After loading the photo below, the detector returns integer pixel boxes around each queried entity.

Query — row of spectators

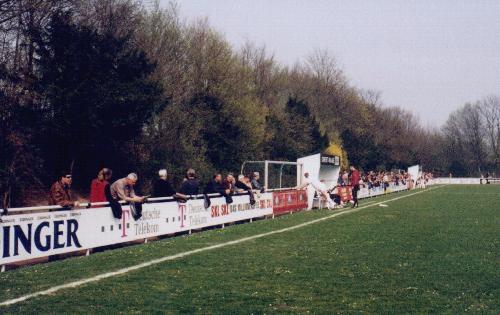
[336,170,433,190]
[301,167,434,211]
[46,166,432,220]
[48,168,266,220]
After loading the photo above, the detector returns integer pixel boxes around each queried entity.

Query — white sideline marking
[427,192,500,195]
[0,186,443,307]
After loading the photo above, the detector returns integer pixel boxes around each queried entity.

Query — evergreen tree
[267,97,328,160]
[35,12,166,186]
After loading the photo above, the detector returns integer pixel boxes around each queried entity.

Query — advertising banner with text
[272,190,308,214]
[0,193,273,265]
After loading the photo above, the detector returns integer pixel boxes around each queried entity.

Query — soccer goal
[240,160,302,190]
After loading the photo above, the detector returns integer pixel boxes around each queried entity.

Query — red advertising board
[337,186,353,202]
[272,190,308,215]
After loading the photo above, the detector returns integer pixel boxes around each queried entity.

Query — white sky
[158,0,500,127]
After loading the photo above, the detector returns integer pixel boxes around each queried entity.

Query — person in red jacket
[90,168,113,204]
[349,166,361,208]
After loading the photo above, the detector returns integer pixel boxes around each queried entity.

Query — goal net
[240,160,300,190]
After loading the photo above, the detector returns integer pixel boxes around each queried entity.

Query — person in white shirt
[297,172,336,210]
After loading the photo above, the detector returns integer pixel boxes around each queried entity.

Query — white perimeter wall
[431,178,481,184]
[0,194,273,265]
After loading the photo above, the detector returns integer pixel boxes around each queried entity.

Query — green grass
[0,185,499,314]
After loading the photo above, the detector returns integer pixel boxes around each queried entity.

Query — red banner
[272,190,308,215]
[337,186,353,202]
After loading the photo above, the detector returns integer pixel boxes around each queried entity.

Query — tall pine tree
[35,12,166,186]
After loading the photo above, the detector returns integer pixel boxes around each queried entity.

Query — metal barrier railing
[0,191,267,215]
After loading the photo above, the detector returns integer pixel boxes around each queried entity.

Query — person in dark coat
[203,173,233,206]
[204,173,225,195]
[180,168,200,196]
[153,169,188,202]
[49,172,79,209]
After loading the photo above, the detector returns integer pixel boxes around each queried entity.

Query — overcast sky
[159,0,500,127]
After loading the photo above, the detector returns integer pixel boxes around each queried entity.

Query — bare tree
[478,95,500,173]
[306,48,344,87]
[358,89,382,107]
[443,103,487,175]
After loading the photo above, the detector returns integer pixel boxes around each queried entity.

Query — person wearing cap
[109,173,145,220]
[90,168,113,204]
[180,168,200,196]
[49,172,79,209]
[153,169,188,201]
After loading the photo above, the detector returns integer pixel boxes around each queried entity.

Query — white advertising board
[430,178,481,185]
[0,193,273,265]
[358,182,408,199]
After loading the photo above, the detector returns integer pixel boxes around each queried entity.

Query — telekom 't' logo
[121,209,130,237]
[178,204,186,228]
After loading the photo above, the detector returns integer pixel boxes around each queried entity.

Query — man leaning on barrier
[236,174,256,206]
[49,171,79,210]
[203,173,229,208]
[180,168,200,196]
[108,173,146,220]
[251,172,265,193]
[153,169,188,202]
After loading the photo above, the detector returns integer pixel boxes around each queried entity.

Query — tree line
[1,0,498,207]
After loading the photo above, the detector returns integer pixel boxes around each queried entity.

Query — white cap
[127,173,138,181]
[158,169,167,177]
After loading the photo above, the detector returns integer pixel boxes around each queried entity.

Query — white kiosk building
[297,153,342,209]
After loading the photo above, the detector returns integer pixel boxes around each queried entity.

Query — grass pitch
[0,185,499,314]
